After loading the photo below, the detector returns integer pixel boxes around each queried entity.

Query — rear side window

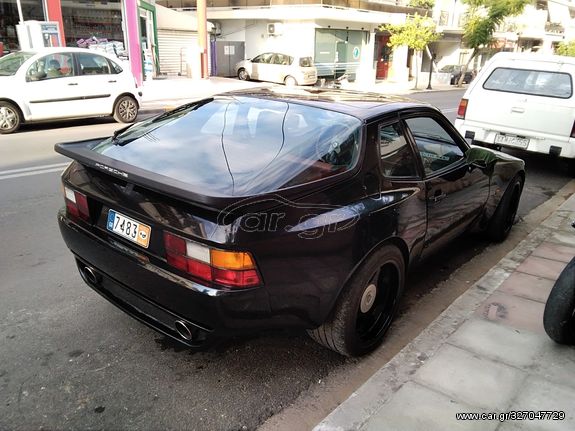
[77,53,112,75]
[300,57,313,67]
[483,67,573,99]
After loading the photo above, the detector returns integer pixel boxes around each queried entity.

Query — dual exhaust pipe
[78,263,201,343]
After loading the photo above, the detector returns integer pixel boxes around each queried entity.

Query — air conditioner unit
[267,22,283,36]
[213,21,222,36]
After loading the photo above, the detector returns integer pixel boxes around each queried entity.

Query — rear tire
[308,245,405,357]
[543,257,575,345]
[113,95,138,123]
[0,101,22,134]
[487,174,523,242]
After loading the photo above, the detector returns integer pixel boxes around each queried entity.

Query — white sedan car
[235,53,317,86]
[0,47,142,134]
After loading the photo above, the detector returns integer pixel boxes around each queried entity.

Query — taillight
[64,185,90,221]
[457,98,468,119]
[571,120,575,138]
[163,231,261,289]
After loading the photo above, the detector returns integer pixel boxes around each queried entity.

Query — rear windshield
[300,57,313,67]
[483,67,573,99]
[93,97,362,196]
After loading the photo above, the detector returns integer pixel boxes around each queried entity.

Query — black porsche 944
[56,88,525,356]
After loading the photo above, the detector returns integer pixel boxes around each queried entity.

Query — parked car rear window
[483,67,573,99]
[92,97,362,196]
[300,57,313,67]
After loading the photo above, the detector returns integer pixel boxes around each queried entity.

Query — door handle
[108,80,117,83]
[68,82,78,86]
[511,107,525,113]
[430,189,446,203]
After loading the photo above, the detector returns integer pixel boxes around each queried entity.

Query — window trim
[376,119,422,180]
[482,66,573,99]
[400,110,469,179]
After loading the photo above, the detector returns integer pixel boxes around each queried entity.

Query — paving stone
[528,343,575,390]
[474,291,546,334]
[448,319,547,368]
[515,256,568,281]
[362,381,498,431]
[497,272,554,303]
[549,231,575,248]
[505,377,575,431]
[531,242,575,264]
[414,344,525,411]
[558,194,575,211]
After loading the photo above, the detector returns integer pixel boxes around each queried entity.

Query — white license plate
[494,134,529,148]
[107,209,151,248]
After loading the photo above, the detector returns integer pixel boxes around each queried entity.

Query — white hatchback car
[455,52,575,173]
[235,53,317,86]
[0,47,142,134]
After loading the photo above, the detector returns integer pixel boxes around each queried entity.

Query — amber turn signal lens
[210,250,256,270]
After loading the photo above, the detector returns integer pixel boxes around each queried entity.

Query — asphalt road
[0,91,572,431]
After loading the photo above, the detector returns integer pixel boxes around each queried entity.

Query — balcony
[158,0,425,14]
[545,22,565,34]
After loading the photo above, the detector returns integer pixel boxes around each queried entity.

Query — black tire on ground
[0,101,22,134]
[284,75,297,86]
[487,174,524,242]
[543,257,575,345]
[567,159,575,177]
[238,68,249,81]
[307,245,405,357]
[113,95,138,123]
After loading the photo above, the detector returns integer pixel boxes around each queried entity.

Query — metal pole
[16,0,24,23]
[197,0,208,79]
[426,59,432,90]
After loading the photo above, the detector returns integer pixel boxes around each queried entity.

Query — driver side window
[404,116,464,176]
[27,53,75,81]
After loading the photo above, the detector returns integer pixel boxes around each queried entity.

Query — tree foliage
[381,14,440,88]
[408,0,435,10]
[382,13,441,52]
[457,0,528,85]
[556,40,575,57]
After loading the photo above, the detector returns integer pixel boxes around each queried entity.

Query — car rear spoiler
[55,138,246,212]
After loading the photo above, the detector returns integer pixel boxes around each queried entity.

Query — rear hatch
[464,59,574,143]
[56,94,362,284]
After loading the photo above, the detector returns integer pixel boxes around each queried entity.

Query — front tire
[543,257,575,345]
[238,68,250,81]
[284,75,297,86]
[308,245,405,357]
[113,95,138,123]
[487,174,523,242]
[0,101,22,134]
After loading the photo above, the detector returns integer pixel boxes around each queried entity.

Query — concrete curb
[314,183,575,431]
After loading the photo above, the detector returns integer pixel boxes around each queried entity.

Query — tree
[458,0,528,86]
[381,14,441,89]
[556,40,575,57]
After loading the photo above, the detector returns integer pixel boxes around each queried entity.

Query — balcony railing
[158,0,420,14]
[545,22,565,34]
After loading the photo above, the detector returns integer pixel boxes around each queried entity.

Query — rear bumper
[58,211,311,345]
[455,120,575,159]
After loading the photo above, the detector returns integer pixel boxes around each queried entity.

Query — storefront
[0,0,45,53]
[60,0,125,48]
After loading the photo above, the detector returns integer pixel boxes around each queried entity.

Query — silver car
[236,53,317,86]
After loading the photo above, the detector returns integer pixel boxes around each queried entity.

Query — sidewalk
[138,76,462,113]
[315,191,575,431]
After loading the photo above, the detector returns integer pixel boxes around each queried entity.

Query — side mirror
[470,159,487,170]
[27,71,46,82]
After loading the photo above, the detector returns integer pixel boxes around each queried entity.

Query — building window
[0,0,44,52]
[61,0,124,48]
